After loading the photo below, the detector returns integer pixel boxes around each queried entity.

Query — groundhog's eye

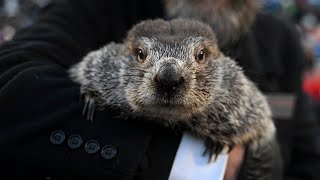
[137,49,146,62]
[196,49,205,62]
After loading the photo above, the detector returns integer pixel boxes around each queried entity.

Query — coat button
[50,130,65,145]
[101,145,117,160]
[67,134,83,149]
[85,140,100,154]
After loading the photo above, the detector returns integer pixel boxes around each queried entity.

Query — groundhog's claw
[203,138,233,163]
[82,94,96,122]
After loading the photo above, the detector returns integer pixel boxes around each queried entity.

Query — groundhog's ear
[124,40,133,52]
[123,33,136,53]
[123,25,136,51]
[204,40,222,59]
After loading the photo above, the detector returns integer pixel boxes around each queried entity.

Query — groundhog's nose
[154,63,185,91]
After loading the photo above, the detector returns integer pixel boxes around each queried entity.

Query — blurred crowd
[263,0,320,102]
[0,0,51,43]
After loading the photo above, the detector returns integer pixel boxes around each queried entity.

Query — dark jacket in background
[0,0,318,179]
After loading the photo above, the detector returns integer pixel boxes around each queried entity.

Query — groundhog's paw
[203,138,233,163]
[81,94,96,122]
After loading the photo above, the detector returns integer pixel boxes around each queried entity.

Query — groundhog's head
[121,18,234,121]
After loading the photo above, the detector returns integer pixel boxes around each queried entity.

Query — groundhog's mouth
[142,100,197,113]
[153,103,186,109]
[139,104,194,120]
[132,89,207,118]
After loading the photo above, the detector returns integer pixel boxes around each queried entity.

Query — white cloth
[168,132,229,180]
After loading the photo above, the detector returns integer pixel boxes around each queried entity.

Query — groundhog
[69,18,276,164]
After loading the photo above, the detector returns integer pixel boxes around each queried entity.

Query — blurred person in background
[0,0,318,179]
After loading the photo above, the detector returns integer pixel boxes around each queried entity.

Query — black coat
[0,0,318,179]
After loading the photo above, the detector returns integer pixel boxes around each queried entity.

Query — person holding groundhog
[0,0,318,179]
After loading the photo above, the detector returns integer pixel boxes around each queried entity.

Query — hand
[223,145,245,180]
